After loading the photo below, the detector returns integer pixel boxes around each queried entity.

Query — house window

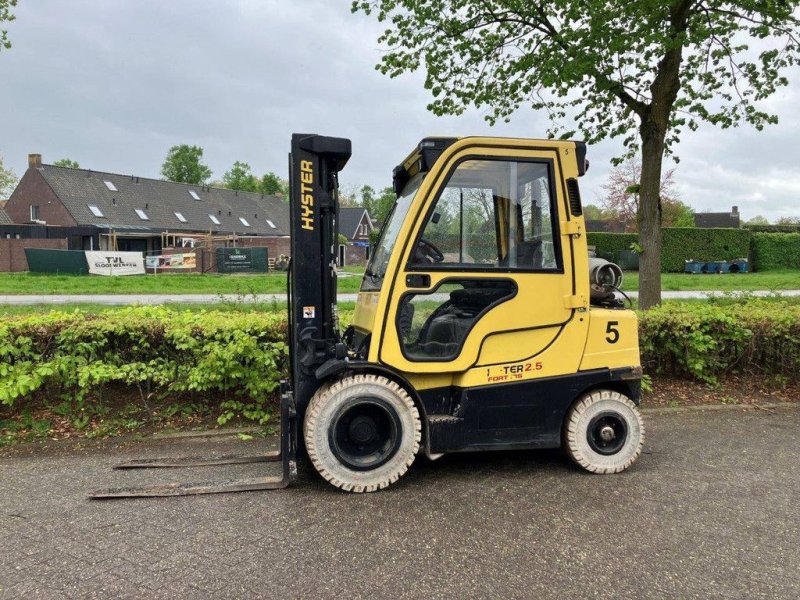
[189,190,201,200]
[104,180,118,192]
[266,219,276,229]
[209,214,221,225]
[135,208,150,221]
[88,205,105,218]
[239,217,251,227]
[30,205,40,220]
[175,211,187,223]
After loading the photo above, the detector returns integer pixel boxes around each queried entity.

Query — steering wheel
[414,238,445,264]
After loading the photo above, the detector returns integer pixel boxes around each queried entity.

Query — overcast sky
[1,0,798,221]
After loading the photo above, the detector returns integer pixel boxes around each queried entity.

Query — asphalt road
[1,290,800,305]
[1,407,799,599]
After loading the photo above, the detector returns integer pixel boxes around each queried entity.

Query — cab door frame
[374,140,587,377]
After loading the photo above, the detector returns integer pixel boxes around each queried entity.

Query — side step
[89,385,297,499]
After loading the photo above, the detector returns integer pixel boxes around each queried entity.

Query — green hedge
[2,302,798,416]
[639,299,800,383]
[750,233,800,271]
[661,228,750,272]
[744,224,800,234]
[0,308,289,419]
[588,228,751,272]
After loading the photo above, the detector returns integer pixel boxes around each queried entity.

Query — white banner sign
[85,251,145,276]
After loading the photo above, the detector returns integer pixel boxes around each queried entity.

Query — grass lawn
[620,269,800,292]
[0,271,365,295]
[0,268,797,297]
[0,302,358,317]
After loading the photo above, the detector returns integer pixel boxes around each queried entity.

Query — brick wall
[0,239,68,272]
[4,169,78,227]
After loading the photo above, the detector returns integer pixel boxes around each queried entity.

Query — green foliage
[0,0,16,51]
[359,185,396,225]
[751,233,800,271]
[639,300,800,384]
[0,308,288,424]
[353,1,799,156]
[589,229,751,272]
[259,172,288,197]
[744,223,800,234]
[661,228,751,273]
[161,145,212,185]
[587,233,638,260]
[0,155,17,198]
[223,161,258,192]
[53,158,80,169]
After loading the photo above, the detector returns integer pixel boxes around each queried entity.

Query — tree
[776,216,800,226]
[600,157,693,231]
[259,172,289,197]
[0,0,16,52]
[53,158,80,169]
[582,204,607,221]
[354,1,800,308]
[222,161,258,192]
[0,155,17,198]
[357,185,396,224]
[161,145,212,185]
[746,215,770,226]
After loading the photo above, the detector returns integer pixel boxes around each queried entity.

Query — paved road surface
[1,407,798,598]
[2,289,800,305]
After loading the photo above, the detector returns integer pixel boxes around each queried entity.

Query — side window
[398,279,515,360]
[410,159,560,271]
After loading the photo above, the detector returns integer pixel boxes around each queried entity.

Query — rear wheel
[564,389,644,474]
[304,374,421,492]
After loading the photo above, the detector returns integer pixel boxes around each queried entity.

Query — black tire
[564,389,644,474]
[304,374,422,492]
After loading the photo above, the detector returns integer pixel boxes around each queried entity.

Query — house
[337,207,374,266]
[4,154,290,258]
[694,206,740,228]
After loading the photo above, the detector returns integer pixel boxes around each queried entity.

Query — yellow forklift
[92,134,643,497]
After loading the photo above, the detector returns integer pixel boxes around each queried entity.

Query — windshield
[361,173,424,292]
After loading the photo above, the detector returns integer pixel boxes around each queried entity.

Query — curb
[641,401,799,415]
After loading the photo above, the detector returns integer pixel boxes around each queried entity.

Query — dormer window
[266,219,276,229]
[189,190,200,200]
[174,211,187,223]
[239,217,251,227]
[209,214,221,225]
[104,180,118,192]
[135,208,149,221]
[88,205,104,217]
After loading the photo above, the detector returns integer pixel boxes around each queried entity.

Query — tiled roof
[694,213,740,228]
[39,165,289,236]
[339,207,371,240]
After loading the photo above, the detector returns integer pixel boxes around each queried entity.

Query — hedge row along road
[2,300,798,415]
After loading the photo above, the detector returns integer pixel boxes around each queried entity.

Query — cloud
[0,0,798,222]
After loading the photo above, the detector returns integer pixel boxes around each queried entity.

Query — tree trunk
[637,119,667,310]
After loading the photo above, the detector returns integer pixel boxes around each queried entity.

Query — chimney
[731,206,739,216]
[28,154,42,169]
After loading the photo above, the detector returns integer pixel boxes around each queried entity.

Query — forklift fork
[89,385,297,499]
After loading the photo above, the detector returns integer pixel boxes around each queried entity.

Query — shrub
[750,232,800,271]
[639,299,800,383]
[661,227,751,272]
[0,307,289,423]
[588,228,751,272]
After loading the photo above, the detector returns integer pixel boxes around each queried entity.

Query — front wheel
[304,374,422,493]
[564,389,644,474]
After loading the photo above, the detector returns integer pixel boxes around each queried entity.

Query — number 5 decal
[606,321,620,344]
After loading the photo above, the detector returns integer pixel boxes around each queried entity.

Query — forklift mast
[287,134,352,417]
